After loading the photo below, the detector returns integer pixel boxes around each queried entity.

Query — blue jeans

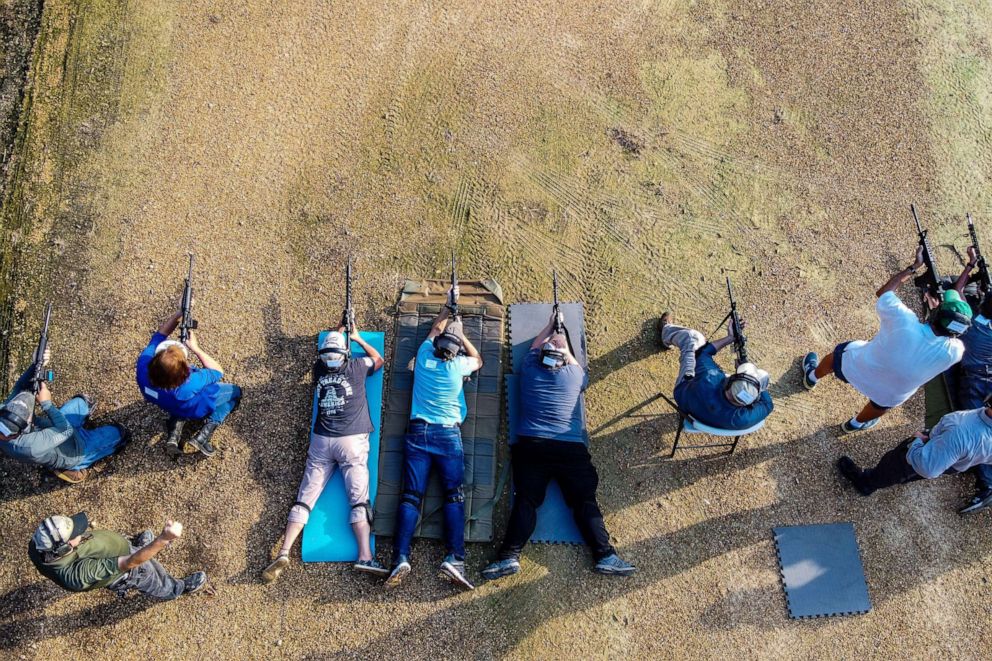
[393,421,465,561]
[61,397,126,470]
[208,384,242,424]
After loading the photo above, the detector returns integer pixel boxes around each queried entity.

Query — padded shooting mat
[923,373,955,430]
[773,523,872,619]
[373,279,504,543]
[507,302,587,545]
[301,331,384,563]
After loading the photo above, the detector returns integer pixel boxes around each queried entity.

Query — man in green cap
[801,247,971,433]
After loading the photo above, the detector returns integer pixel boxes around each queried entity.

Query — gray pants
[109,544,184,600]
[662,323,707,386]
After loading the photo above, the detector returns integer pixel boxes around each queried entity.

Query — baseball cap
[937,290,973,335]
[154,339,189,357]
[32,512,89,552]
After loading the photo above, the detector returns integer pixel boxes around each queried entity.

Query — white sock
[806,370,818,383]
[847,417,864,429]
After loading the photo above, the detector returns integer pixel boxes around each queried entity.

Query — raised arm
[184,332,223,374]
[877,247,925,298]
[346,325,385,371]
[460,331,483,372]
[157,311,183,337]
[953,246,978,296]
[118,521,183,571]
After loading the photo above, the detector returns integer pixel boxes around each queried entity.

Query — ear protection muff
[933,309,972,337]
[540,345,567,369]
[44,517,72,560]
[433,332,463,360]
[725,372,762,406]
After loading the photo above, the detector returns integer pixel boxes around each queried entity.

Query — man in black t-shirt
[262,323,386,583]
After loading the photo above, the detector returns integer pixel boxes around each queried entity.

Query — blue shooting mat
[773,523,872,619]
[507,302,588,545]
[301,331,384,563]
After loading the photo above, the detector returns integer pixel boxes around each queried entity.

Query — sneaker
[481,557,521,581]
[841,418,879,434]
[385,557,411,588]
[353,559,390,577]
[439,554,475,590]
[187,421,219,457]
[132,529,155,548]
[837,456,874,496]
[261,555,290,583]
[182,571,208,595]
[165,417,185,457]
[593,554,636,576]
[959,489,992,515]
[72,393,96,417]
[53,468,88,484]
[657,312,672,351]
[802,352,819,390]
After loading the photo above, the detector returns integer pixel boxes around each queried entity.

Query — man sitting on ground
[136,308,241,457]
[656,312,773,430]
[28,512,207,600]
[262,317,388,582]
[836,397,992,498]
[482,310,635,581]
[0,348,127,483]
[802,247,970,433]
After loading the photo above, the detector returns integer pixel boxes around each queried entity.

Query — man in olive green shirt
[28,512,207,599]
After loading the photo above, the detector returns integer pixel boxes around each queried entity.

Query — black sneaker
[657,312,672,351]
[182,571,208,595]
[959,489,992,515]
[165,417,185,457]
[187,422,219,457]
[439,554,474,590]
[837,456,874,496]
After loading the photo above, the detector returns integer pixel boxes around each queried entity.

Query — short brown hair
[148,346,191,389]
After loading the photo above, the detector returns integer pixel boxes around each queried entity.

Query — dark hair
[148,346,191,389]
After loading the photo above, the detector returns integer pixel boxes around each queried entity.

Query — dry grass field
[2,1,992,658]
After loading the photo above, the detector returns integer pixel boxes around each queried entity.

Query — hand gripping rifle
[178,254,198,343]
[911,204,943,299]
[718,277,749,367]
[967,213,991,295]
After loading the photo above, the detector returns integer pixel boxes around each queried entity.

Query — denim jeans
[392,421,465,561]
[109,544,185,600]
[60,397,126,470]
[208,384,242,424]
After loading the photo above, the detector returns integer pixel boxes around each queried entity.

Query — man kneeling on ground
[656,313,773,430]
[1,348,127,484]
[802,247,970,434]
[482,310,635,581]
[836,396,992,499]
[28,512,207,600]
[262,319,388,582]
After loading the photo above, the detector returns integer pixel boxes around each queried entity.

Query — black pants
[498,438,615,561]
[860,438,926,493]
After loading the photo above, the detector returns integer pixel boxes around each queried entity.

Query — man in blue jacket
[657,313,773,430]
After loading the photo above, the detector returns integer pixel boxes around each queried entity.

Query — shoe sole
[841,422,877,435]
[165,442,184,457]
[262,558,289,583]
[960,497,992,515]
[53,471,86,484]
[802,373,816,390]
[186,439,216,457]
[439,563,475,590]
[593,567,636,576]
[353,564,390,577]
[385,565,410,588]
[185,581,207,595]
[481,567,520,581]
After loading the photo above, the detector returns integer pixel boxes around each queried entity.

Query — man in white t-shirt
[801,247,972,433]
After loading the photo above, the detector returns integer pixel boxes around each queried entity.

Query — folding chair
[659,393,765,457]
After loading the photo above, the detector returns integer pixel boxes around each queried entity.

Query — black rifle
[552,269,564,334]
[911,204,943,298]
[344,256,354,356]
[721,277,749,366]
[179,254,198,343]
[31,303,53,395]
[967,213,991,295]
[448,251,459,318]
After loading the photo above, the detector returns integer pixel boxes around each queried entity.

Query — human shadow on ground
[586,317,659,389]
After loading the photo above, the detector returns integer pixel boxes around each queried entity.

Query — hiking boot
[837,456,874,496]
[262,554,290,583]
[182,571,208,595]
[165,417,185,457]
[187,421,219,457]
[481,557,521,581]
[657,312,672,351]
[802,353,819,390]
[53,468,88,484]
[841,418,879,434]
[594,554,636,576]
[132,529,155,548]
[353,559,390,577]
[439,554,475,590]
[959,489,992,515]
[385,556,411,589]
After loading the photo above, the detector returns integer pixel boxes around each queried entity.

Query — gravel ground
[2,1,992,659]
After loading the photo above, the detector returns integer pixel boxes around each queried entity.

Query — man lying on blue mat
[262,317,387,583]
[386,285,481,591]
[482,310,635,581]
[656,312,773,430]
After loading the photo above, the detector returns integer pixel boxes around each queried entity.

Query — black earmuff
[934,309,972,337]
[44,518,72,559]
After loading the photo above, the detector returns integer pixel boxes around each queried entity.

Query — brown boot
[657,312,672,351]
[53,468,89,484]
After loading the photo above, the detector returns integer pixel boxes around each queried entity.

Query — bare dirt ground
[2,0,992,658]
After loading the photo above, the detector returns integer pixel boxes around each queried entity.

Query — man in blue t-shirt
[658,312,773,431]
[481,310,636,581]
[386,285,482,591]
[135,308,241,458]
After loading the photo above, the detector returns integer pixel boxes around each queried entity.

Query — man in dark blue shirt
[659,313,773,430]
[482,311,636,581]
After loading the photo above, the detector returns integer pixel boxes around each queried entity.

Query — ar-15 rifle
[720,277,749,366]
[967,213,991,295]
[344,256,354,357]
[448,251,459,319]
[27,303,54,429]
[552,269,564,334]
[179,254,198,343]
[912,204,943,299]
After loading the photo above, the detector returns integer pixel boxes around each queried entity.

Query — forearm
[352,335,382,362]
[157,312,182,336]
[905,437,953,479]
[194,349,223,373]
[119,536,170,571]
[876,266,916,298]
[39,401,71,434]
[530,320,555,349]
[953,264,974,295]
[461,334,482,360]
[709,336,733,353]
[430,307,451,336]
